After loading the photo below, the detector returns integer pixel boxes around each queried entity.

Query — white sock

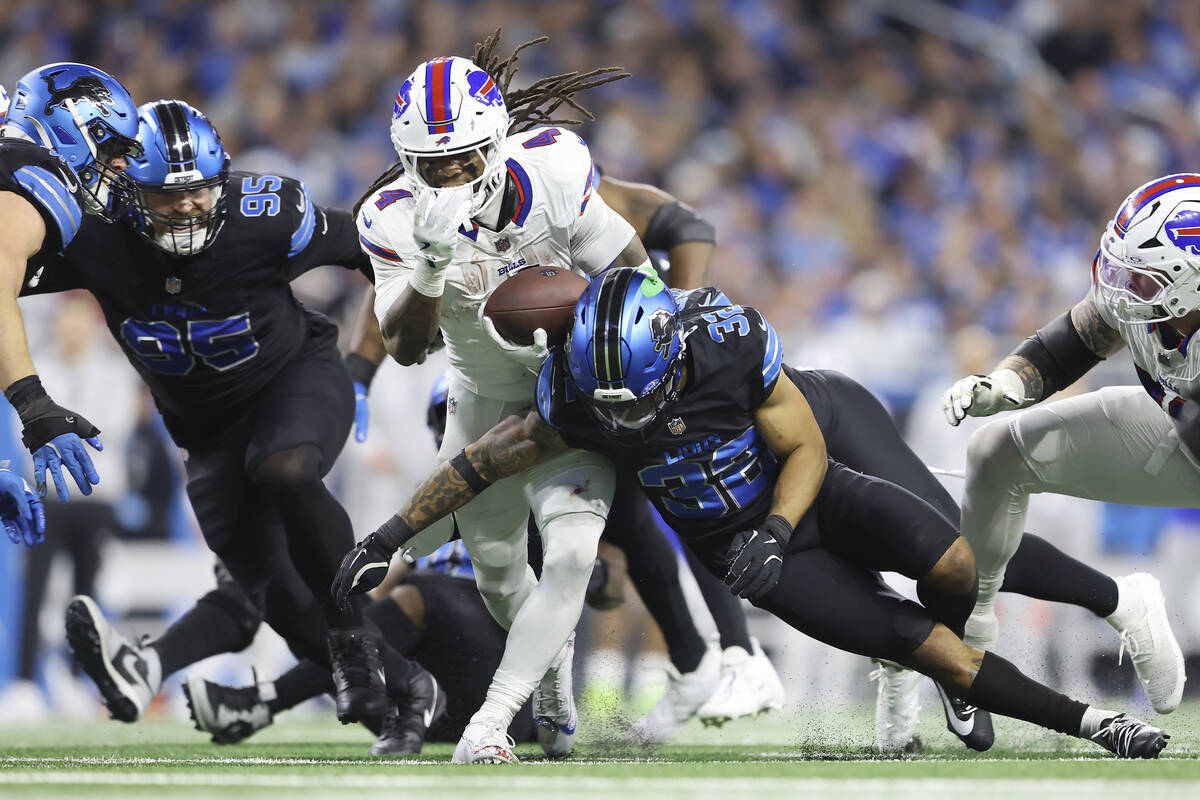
[1078,706,1118,738]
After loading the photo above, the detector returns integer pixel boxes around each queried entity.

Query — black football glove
[724,514,793,601]
[331,515,414,608]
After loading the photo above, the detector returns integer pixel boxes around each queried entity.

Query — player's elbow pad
[1010,310,1102,400]
[642,201,716,251]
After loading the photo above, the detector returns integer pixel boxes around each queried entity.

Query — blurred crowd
[5,0,1200,718]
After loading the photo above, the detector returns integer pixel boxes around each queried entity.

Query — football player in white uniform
[346,36,647,763]
[943,173,1195,715]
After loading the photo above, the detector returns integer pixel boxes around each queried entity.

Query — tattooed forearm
[996,354,1044,404]
[1070,297,1127,358]
[380,285,441,366]
[398,459,473,531]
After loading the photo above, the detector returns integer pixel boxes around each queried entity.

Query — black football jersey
[0,138,86,265]
[23,170,371,433]
[537,287,785,566]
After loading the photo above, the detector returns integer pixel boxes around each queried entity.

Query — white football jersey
[360,126,635,400]
[1090,255,1200,417]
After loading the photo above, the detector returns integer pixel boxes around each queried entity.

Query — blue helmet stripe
[593,269,633,386]
[15,165,82,246]
[287,182,315,257]
[761,314,782,387]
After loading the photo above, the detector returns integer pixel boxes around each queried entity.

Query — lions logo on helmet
[41,70,116,117]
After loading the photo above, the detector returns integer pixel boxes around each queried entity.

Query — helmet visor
[585,371,678,432]
[1097,234,1174,322]
[133,177,225,256]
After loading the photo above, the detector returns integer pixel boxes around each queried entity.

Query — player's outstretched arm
[332,409,569,605]
[942,296,1123,426]
[724,375,829,602]
[599,175,715,289]
[0,192,48,389]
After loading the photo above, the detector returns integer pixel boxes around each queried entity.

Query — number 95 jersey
[537,288,785,569]
[24,171,370,444]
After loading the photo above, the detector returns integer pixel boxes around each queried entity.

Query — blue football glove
[724,515,793,601]
[353,381,370,443]
[4,376,102,500]
[33,433,103,501]
[0,468,47,547]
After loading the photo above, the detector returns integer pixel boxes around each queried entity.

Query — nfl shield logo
[496,237,510,252]
[667,417,686,436]
[165,276,182,294]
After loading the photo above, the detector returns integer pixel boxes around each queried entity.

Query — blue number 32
[638,427,774,519]
[121,313,259,375]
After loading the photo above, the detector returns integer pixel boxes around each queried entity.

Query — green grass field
[3,702,1199,799]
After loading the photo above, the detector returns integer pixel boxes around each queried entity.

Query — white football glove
[479,306,550,374]
[942,369,1025,426]
[409,186,471,296]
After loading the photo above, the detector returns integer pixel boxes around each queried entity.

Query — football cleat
[65,595,161,722]
[327,627,389,723]
[452,719,520,764]
[370,667,446,756]
[869,660,923,752]
[698,637,785,727]
[1090,712,1169,758]
[935,682,994,751]
[1105,573,1186,713]
[628,643,721,745]
[183,674,273,744]
[532,633,578,758]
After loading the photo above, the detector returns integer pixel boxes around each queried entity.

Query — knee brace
[196,581,263,652]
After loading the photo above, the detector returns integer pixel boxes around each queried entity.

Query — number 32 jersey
[537,288,785,568]
[24,171,371,444]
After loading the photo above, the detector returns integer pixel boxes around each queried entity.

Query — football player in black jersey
[22,99,437,750]
[335,268,1170,759]
[0,63,142,512]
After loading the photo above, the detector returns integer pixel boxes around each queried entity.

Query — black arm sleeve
[1010,309,1103,400]
[283,206,374,284]
[19,253,85,296]
[641,201,716,251]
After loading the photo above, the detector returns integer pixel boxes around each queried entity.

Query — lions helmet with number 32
[4,63,143,220]
[566,268,684,435]
[1096,173,1200,323]
[389,56,510,214]
[126,100,230,256]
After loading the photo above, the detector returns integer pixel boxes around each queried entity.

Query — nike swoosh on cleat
[422,683,438,728]
[944,705,975,736]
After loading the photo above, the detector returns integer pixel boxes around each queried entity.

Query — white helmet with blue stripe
[389,56,510,214]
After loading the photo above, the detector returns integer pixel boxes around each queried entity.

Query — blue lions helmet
[126,100,231,256]
[5,63,142,220]
[426,370,452,450]
[566,268,683,434]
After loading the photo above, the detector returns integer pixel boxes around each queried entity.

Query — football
[484,265,590,346]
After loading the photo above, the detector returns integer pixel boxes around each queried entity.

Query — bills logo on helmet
[466,70,504,108]
[435,135,451,145]
[392,79,413,120]
[41,70,115,116]
[1164,206,1200,256]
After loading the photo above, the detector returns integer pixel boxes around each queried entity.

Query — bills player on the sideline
[348,33,646,763]
[335,267,1170,758]
[0,64,143,509]
[943,173,1197,714]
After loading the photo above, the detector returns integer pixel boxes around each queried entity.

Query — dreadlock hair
[353,161,404,218]
[473,28,630,133]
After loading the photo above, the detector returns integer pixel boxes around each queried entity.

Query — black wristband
[374,515,415,552]
[450,450,492,495]
[3,375,51,426]
[344,353,379,388]
[642,201,716,252]
[1010,310,1102,400]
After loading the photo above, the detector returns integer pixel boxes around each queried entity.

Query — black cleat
[1090,713,1169,759]
[328,627,388,723]
[935,682,994,751]
[183,674,273,745]
[370,667,446,756]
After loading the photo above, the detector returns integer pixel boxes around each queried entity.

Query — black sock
[1001,534,1119,618]
[916,577,977,639]
[268,661,333,714]
[964,651,1087,736]
[364,597,424,656]
[153,584,262,678]
[685,547,753,652]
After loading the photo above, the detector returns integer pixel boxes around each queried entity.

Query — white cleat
[452,719,520,764]
[1106,573,1186,714]
[628,643,721,745]
[870,659,923,753]
[65,595,162,722]
[532,633,578,758]
[698,637,785,727]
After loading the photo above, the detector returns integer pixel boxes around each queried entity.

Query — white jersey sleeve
[355,179,421,325]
